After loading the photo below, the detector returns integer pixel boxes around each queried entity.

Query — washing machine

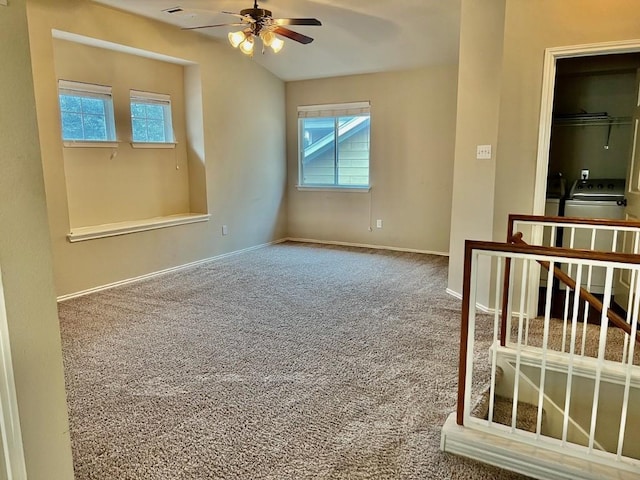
[563,178,626,293]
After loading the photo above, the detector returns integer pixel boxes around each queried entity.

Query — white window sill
[63,141,118,148]
[67,213,210,242]
[131,142,177,149]
[295,185,371,193]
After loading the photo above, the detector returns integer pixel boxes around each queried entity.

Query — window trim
[58,79,116,142]
[295,185,371,193]
[130,89,175,144]
[63,141,119,148]
[297,101,371,189]
[130,142,176,149]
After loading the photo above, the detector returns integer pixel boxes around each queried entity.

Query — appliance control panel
[569,178,626,201]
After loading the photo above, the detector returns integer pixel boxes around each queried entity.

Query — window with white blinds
[130,90,175,144]
[298,101,371,188]
[58,80,116,142]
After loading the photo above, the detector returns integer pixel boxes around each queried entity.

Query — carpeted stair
[471,366,544,433]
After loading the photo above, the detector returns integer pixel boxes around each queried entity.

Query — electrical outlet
[222,225,228,236]
[376,219,383,229]
[581,169,589,180]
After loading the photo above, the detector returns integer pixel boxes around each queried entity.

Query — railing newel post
[457,240,475,425]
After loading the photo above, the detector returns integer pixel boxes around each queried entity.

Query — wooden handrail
[465,240,640,263]
[508,213,640,230]
[509,233,640,344]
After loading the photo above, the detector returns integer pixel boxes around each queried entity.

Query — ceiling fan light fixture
[270,36,284,53]
[260,30,275,47]
[228,30,246,48]
[186,2,321,55]
[239,35,255,56]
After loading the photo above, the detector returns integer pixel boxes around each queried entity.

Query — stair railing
[457,239,640,469]
[509,232,640,344]
[501,215,640,352]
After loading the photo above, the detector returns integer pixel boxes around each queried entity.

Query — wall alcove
[52,32,209,242]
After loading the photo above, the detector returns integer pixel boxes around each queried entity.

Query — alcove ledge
[67,213,210,242]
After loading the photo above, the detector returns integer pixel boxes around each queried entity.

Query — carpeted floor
[510,315,640,364]
[58,242,531,479]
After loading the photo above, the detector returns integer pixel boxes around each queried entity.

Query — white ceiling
[91,0,461,81]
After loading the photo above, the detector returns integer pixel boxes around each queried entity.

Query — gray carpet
[58,242,531,479]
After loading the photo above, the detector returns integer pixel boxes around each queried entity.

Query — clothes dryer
[563,178,626,294]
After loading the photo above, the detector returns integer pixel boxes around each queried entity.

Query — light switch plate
[0,1,8,6]
[476,144,492,160]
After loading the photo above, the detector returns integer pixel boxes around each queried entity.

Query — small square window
[130,90,175,144]
[58,80,116,142]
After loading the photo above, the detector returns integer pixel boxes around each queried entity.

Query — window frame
[129,89,176,147]
[297,101,371,190]
[58,80,117,146]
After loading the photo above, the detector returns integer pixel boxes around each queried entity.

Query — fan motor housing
[240,8,272,20]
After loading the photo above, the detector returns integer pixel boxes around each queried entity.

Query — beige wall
[0,0,74,478]
[447,0,506,297]
[53,39,193,227]
[27,0,287,296]
[448,0,640,297]
[286,66,458,253]
[494,0,640,242]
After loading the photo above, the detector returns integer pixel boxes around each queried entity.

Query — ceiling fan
[183,1,322,55]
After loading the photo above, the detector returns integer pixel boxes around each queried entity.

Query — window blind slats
[297,101,370,118]
[130,89,171,105]
[58,79,112,97]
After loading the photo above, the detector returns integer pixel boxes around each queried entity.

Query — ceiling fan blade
[221,11,256,22]
[273,18,322,26]
[182,23,246,30]
[273,26,314,44]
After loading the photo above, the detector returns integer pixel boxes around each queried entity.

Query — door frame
[533,39,640,215]
[528,40,640,319]
[0,269,27,479]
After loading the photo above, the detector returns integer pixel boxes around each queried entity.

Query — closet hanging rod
[554,112,609,120]
[553,115,631,127]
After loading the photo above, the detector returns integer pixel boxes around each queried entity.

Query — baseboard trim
[58,238,448,302]
[446,288,462,300]
[285,238,449,257]
[446,288,491,313]
[440,413,640,480]
[57,238,288,302]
